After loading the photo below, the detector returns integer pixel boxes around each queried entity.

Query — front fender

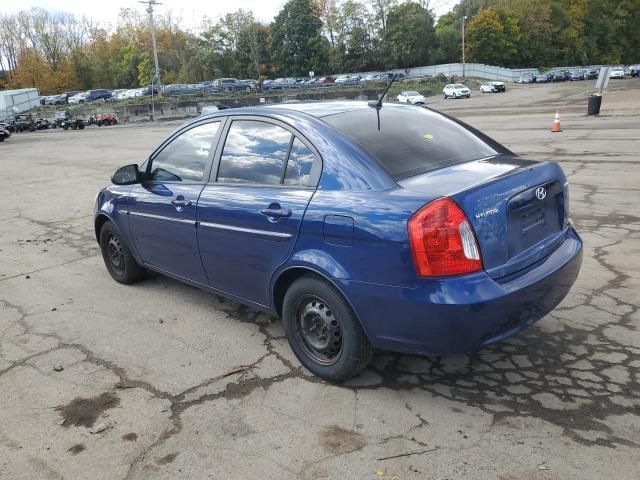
[93,187,139,262]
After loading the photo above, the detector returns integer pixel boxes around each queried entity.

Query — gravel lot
[1,79,639,479]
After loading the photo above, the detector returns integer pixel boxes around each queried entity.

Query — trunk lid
[398,155,569,280]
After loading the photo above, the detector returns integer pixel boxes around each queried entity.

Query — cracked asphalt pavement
[1,80,639,479]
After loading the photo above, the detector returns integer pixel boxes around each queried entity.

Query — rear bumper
[341,228,582,356]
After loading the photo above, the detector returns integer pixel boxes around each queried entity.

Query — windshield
[324,106,498,180]
[405,91,420,96]
[452,84,466,88]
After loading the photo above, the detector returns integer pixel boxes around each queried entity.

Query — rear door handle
[171,199,192,207]
[260,208,292,218]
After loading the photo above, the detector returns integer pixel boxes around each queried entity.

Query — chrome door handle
[260,208,292,218]
[171,199,192,207]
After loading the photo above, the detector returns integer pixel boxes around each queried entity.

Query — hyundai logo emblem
[535,187,547,200]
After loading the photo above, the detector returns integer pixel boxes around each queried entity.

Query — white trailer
[0,88,41,118]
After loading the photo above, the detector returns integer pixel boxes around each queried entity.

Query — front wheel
[99,222,146,284]
[282,275,372,381]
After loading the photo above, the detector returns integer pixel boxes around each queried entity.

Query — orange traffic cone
[551,110,562,132]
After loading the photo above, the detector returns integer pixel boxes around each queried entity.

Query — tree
[271,0,329,76]
[383,2,436,69]
[465,7,519,66]
[434,12,460,64]
[335,0,380,72]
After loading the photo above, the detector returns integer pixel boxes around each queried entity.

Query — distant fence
[358,62,612,82]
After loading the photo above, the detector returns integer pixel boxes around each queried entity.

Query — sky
[1,0,459,29]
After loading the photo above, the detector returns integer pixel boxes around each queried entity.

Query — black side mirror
[112,164,142,185]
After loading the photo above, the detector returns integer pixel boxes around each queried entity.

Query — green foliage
[271,0,329,76]
[383,2,436,69]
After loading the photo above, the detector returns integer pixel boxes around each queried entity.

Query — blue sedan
[94,101,582,380]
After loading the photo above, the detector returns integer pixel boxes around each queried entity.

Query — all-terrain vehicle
[34,118,51,130]
[12,114,36,132]
[96,113,118,126]
[0,122,11,142]
[53,111,85,130]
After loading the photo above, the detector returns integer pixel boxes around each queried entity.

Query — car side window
[150,122,220,182]
[217,120,292,185]
[284,137,315,186]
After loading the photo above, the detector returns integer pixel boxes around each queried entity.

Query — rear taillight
[408,197,483,277]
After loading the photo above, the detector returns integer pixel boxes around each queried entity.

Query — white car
[68,92,89,104]
[610,68,625,79]
[397,91,426,104]
[480,83,495,93]
[443,83,471,99]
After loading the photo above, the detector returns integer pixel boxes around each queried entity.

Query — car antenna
[368,74,397,130]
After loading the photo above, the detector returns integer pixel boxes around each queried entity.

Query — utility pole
[462,15,467,78]
[139,0,162,98]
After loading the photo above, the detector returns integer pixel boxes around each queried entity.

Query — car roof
[266,101,373,118]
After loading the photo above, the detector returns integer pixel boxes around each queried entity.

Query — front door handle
[260,208,292,218]
[171,198,192,207]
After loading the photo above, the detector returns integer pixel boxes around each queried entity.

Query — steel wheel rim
[295,294,343,366]
[107,234,125,274]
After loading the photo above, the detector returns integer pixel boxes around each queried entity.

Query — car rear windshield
[323,106,498,180]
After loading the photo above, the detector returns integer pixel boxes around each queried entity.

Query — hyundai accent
[94,101,582,380]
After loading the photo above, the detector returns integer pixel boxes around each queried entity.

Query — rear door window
[217,120,292,185]
[323,107,497,180]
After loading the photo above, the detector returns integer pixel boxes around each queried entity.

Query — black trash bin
[588,94,602,116]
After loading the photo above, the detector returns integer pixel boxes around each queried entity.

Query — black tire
[282,275,372,381]
[99,222,146,284]
[63,124,69,130]
[443,94,447,99]
[79,123,85,130]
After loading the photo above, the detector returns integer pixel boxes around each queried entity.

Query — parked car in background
[610,68,625,79]
[384,72,405,80]
[164,84,198,96]
[630,66,640,77]
[86,89,113,102]
[535,73,549,83]
[443,83,471,99]
[584,69,599,80]
[139,85,159,96]
[68,92,90,104]
[490,81,506,92]
[44,94,68,105]
[517,74,534,83]
[397,91,426,104]
[318,76,335,84]
[240,79,258,91]
[213,78,252,92]
[569,70,585,81]
[96,101,582,381]
[270,78,300,90]
[335,75,361,86]
[480,83,495,93]
[261,80,272,92]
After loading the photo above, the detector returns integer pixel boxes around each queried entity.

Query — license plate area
[507,182,563,257]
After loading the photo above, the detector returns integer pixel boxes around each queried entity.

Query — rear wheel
[99,221,146,284]
[282,275,372,381]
